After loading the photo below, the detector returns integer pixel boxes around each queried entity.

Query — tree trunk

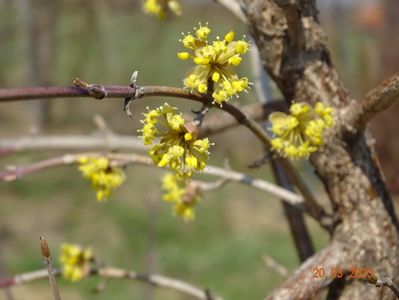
[242,1,399,299]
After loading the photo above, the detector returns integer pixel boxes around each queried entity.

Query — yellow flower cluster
[140,103,211,178]
[59,243,92,282]
[78,157,126,201]
[178,24,250,105]
[143,0,182,19]
[269,102,334,159]
[162,173,200,221]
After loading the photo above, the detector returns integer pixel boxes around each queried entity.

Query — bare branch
[262,255,288,278]
[0,267,223,300]
[0,85,207,103]
[196,177,229,192]
[249,22,316,260]
[204,165,303,205]
[345,72,399,134]
[0,152,303,206]
[198,101,287,137]
[0,135,145,155]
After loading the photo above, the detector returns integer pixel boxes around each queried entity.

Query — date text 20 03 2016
[312,267,375,279]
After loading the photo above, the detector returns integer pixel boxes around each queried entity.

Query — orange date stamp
[312,266,375,280]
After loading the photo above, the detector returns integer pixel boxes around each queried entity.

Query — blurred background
[0,0,398,299]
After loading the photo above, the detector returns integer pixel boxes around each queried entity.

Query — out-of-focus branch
[262,255,288,278]
[0,267,222,300]
[213,0,246,23]
[265,242,343,300]
[249,25,316,260]
[0,135,145,155]
[0,152,303,205]
[345,72,399,134]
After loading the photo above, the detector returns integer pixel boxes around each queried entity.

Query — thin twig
[367,274,399,299]
[262,255,288,278]
[0,152,303,205]
[0,267,223,300]
[0,232,14,300]
[196,177,229,192]
[204,165,303,204]
[0,135,145,156]
[250,34,316,259]
[40,237,61,300]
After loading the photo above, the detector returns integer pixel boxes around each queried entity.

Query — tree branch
[0,267,223,300]
[0,135,145,155]
[0,152,303,205]
[344,72,399,134]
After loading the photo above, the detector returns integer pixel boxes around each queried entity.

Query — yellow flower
[59,243,92,282]
[162,173,200,221]
[140,103,212,177]
[78,157,125,201]
[143,0,182,19]
[268,102,334,159]
[178,24,251,105]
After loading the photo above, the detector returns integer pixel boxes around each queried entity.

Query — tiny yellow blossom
[140,103,212,177]
[143,0,182,19]
[178,23,251,105]
[78,157,125,201]
[59,243,92,282]
[268,102,334,159]
[162,173,201,221]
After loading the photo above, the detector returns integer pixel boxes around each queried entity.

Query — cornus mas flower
[269,102,334,159]
[162,173,201,221]
[143,0,182,19]
[78,157,125,201]
[177,24,250,105]
[59,243,92,282]
[140,103,212,177]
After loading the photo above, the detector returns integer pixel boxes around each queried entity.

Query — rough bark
[242,1,399,299]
